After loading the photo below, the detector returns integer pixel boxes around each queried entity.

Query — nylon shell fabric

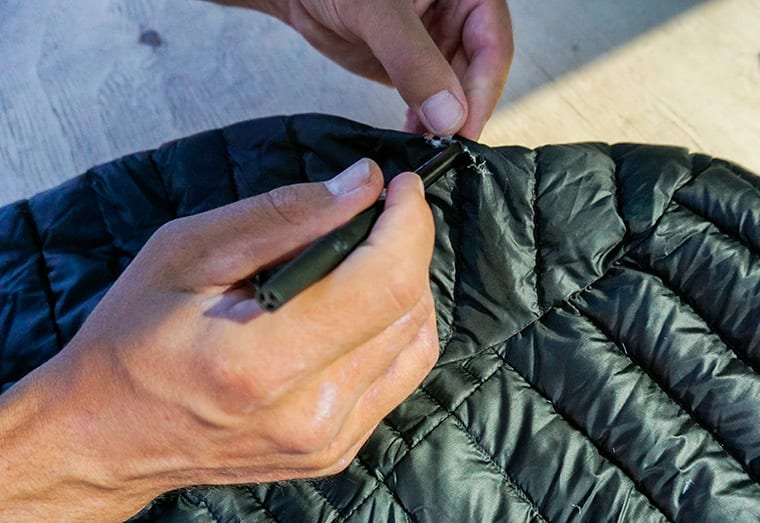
[1,114,759,522]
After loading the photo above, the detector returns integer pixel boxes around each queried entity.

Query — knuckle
[418,331,440,371]
[264,186,308,226]
[381,261,431,316]
[400,202,435,254]
[152,218,188,250]
[398,289,436,338]
[382,273,424,317]
[285,411,340,456]
[318,451,355,476]
[404,293,440,373]
[204,352,277,412]
[147,218,197,270]
[307,445,346,472]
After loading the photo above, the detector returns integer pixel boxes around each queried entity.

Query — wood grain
[1,0,757,206]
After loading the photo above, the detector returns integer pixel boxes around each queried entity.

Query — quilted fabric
[1,114,759,521]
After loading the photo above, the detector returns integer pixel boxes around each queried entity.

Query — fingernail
[414,174,425,196]
[326,159,371,196]
[421,90,464,136]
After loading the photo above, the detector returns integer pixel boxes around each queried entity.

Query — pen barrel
[418,142,464,188]
[255,201,384,311]
[255,141,465,311]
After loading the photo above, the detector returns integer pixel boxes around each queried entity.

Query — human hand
[0,160,439,521]
[213,0,514,139]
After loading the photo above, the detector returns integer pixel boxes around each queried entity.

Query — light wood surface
[1,0,758,206]
[483,0,760,173]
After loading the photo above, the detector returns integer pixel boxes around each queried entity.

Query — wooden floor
[1,0,758,206]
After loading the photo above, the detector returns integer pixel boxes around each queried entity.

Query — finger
[344,0,468,136]
[325,309,439,461]
[455,0,514,140]
[156,158,385,288]
[255,172,435,374]
[284,289,434,443]
[402,108,427,135]
[358,310,439,415]
[288,3,392,84]
[299,172,434,333]
[253,423,378,482]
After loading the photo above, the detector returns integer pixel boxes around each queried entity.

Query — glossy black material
[1,115,759,521]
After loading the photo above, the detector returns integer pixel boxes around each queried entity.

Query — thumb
[348,1,468,136]
[162,158,385,288]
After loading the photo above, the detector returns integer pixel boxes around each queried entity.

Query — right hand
[0,159,439,521]
[210,0,514,140]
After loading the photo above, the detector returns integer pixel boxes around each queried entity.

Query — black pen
[255,141,464,311]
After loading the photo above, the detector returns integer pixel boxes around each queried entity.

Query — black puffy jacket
[2,115,759,521]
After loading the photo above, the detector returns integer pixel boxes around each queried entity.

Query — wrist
[0,346,157,520]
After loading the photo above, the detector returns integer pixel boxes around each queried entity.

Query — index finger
[263,172,435,370]
[455,0,514,139]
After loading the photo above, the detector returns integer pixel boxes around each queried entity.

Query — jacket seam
[439,163,467,347]
[219,128,242,203]
[574,303,760,486]
[340,481,383,521]
[349,454,415,523]
[417,384,550,522]
[531,149,544,312]
[147,150,179,220]
[309,479,344,522]
[380,416,411,450]
[285,115,307,181]
[611,146,630,244]
[19,200,64,352]
[490,345,674,522]
[437,251,640,367]
[626,251,760,377]
[243,485,281,523]
[344,361,512,521]
[672,196,759,259]
[180,491,223,523]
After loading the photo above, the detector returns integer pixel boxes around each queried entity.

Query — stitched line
[456,359,485,384]
[350,454,415,523]
[19,200,64,352]
[309,480,343,522]
[181,491,222,523]
[243,485,281,523]
[220,129,242,203]
[83,169,134,268]
[417,384,549,522]
[340,482,383,521]
[712,159,760,193]
[490,346,673,521]
[284,116,307,182]
[357,363,543,519]
[574,304,760,486]
[344,360,508,521]
[611,146,629,241]
[626,254,760,377]
[381,416,411,450]
[342,357,492,520]
[672,197,760,259]
[437,253,648,367]
[531,149,544,312]
[441,164,467,348]
[147,150,179,220]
